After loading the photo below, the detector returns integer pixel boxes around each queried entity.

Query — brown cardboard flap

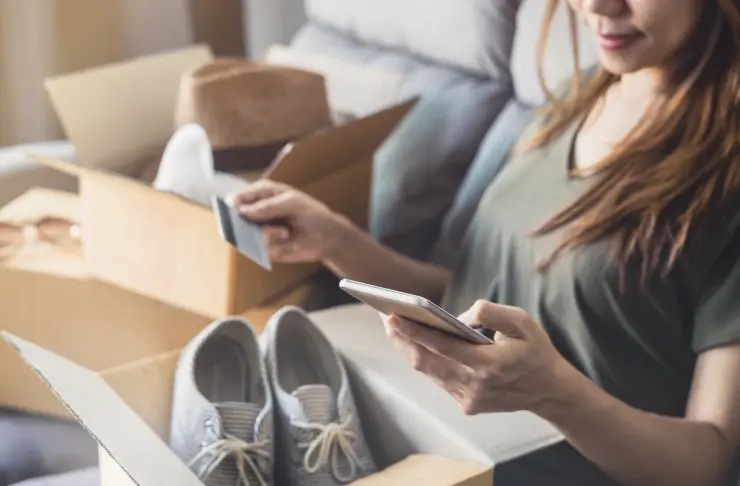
[1,332,203,486]
[79,173,232,316]
[45,45,213,171]
[101,351,181,440]
[24,153,90,178]
[0,257,210,417]
[29,154,206,210]
[300,153,373,228]
[266,99,418,188]
[349,454,493,486]
[28,153,143,188]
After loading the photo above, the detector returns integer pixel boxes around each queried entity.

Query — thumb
[458,301,532,339]
[239,191,297,223]
[230,180,285,206]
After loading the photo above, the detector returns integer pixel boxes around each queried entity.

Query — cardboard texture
[44,45,214,172]
[1,331,493,486]
[350,455,493,486]
[0,189,213,417]
[1,333,203,486]
[0,187,316,416]
[37,46,417,318]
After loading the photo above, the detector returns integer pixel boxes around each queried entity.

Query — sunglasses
[0,216,81,260]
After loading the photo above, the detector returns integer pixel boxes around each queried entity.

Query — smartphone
[339,279,493,345]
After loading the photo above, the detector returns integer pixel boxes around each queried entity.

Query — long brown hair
[529,0,740,285]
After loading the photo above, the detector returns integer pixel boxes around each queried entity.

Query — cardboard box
[0,189,316,416]
[34,45,416,318]
[1,332,494,486]
[0,188,212,417]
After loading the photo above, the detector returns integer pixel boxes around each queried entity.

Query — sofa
[1,1,604,485]
[286,0,518,264]
[271,0,598,271]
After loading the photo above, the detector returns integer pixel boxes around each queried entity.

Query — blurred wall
[244,0,306,59]
[0,0,244,147]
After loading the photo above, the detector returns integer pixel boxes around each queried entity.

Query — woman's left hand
[382,300,571,415]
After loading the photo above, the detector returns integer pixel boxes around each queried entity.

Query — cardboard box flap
[0,332,202,486]
[25,153,91,178]
[29,154,205,210]
[45,45,214,171]
[266,99,418,188]
[350,455,492,486]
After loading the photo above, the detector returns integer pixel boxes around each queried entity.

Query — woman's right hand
[230,180,354,264]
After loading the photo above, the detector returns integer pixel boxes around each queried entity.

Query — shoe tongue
[292,384,337,425]
[215,402,262,442]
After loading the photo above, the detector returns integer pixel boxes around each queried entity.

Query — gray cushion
[370,86,511,262]
[290,24,513,262]
[432,100,535,267]
[511,0,599,107]
[8,468,99,486]
[0,410,97,486]
[303,0,521,79]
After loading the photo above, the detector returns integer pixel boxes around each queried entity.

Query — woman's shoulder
[681,193,740,295]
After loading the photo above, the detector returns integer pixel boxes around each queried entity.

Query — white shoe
[262,306,377,485]
[170,317,274,486]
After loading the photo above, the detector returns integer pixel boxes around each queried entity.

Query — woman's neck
[617,68,669,102]
[572,68,668,173]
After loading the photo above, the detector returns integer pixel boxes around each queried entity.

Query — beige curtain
[0,0,244,147]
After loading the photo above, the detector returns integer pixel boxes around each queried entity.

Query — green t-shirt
[442,113,740,418]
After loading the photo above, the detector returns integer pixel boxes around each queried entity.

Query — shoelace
[294,413,363,483]
[188,433,271,486]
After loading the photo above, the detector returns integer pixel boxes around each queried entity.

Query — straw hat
[175,58,333,171]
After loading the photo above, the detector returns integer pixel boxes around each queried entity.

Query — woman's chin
[597,53,648,76]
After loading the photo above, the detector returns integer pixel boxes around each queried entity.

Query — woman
[232,0,740,484]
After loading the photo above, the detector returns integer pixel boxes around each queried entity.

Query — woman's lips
[598,32,643,50]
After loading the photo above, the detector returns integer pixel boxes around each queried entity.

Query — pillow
[265,44,403,119]
[303,0,521,80]
[431,100,534,267]
[511,0,599,107]
[289,24,512,262]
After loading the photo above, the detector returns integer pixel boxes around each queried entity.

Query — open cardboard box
[1,330,493,486]
[0,188,210,416]
[0,188,317,416]
[33,45,417,319]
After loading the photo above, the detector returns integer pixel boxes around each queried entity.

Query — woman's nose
[577,0,628,17]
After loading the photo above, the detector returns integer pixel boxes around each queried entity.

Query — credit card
[211,196,272,271]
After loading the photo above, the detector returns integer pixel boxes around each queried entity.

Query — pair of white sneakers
[169,306,377,486]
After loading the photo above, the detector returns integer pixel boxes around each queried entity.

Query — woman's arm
[383,301,740,486]
[537,345,740,486]
[232,180,450,301]
[322,217,450,302]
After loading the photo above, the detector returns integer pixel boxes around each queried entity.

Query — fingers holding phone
[381,298,568,416]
